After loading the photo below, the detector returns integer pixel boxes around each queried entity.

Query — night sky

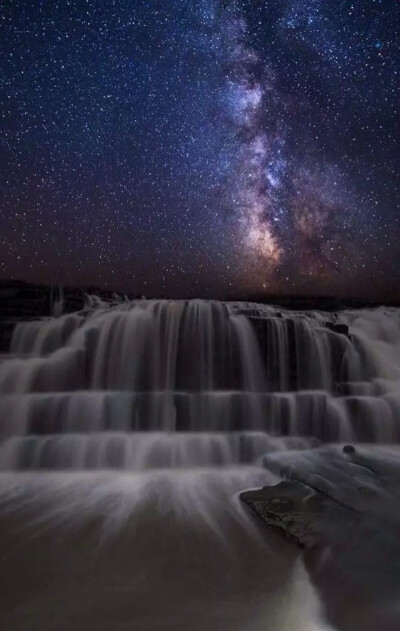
[1,1,399,298]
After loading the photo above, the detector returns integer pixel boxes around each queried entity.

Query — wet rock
[325,322,349,336]
[241,447,400,631]
[0,280,145,352]
[261,445,400,523]
[241,480,332,548]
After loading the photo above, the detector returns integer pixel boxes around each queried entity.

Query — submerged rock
[343,444,356,454]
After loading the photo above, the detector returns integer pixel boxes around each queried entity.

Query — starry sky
[1,0,399,298]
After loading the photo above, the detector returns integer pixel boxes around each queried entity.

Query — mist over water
[1,299,400,630]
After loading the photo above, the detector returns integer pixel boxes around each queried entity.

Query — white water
[1,300,400,468]
[1,299,400,630]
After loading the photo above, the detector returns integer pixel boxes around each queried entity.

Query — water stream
[1,299,399,630]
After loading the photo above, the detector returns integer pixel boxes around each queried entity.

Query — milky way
[1,0,399,298]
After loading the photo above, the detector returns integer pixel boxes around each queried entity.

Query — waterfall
[1,299,399,631]
[50,284,64,318]
[1,300,400,470]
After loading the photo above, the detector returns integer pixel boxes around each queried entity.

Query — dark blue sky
[1,0,399,298]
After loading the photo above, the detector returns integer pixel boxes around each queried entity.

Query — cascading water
[2,300,400,466]
[1,299,400,630]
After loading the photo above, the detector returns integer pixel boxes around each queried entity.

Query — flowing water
[1,299,400,630]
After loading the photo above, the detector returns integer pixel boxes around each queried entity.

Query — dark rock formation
[261,445,400,524]
[241,479,348,548]
[241,446,400,631]
[0,280,143,352]
[325,322,349,336]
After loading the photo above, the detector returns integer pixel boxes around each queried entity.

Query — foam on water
[0,467,334,631]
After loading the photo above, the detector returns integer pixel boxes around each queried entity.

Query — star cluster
[1,0,399,298]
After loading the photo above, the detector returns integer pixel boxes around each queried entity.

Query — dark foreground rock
[241,479,358,549]
[240,445,400,631]
[262,444,400,525]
